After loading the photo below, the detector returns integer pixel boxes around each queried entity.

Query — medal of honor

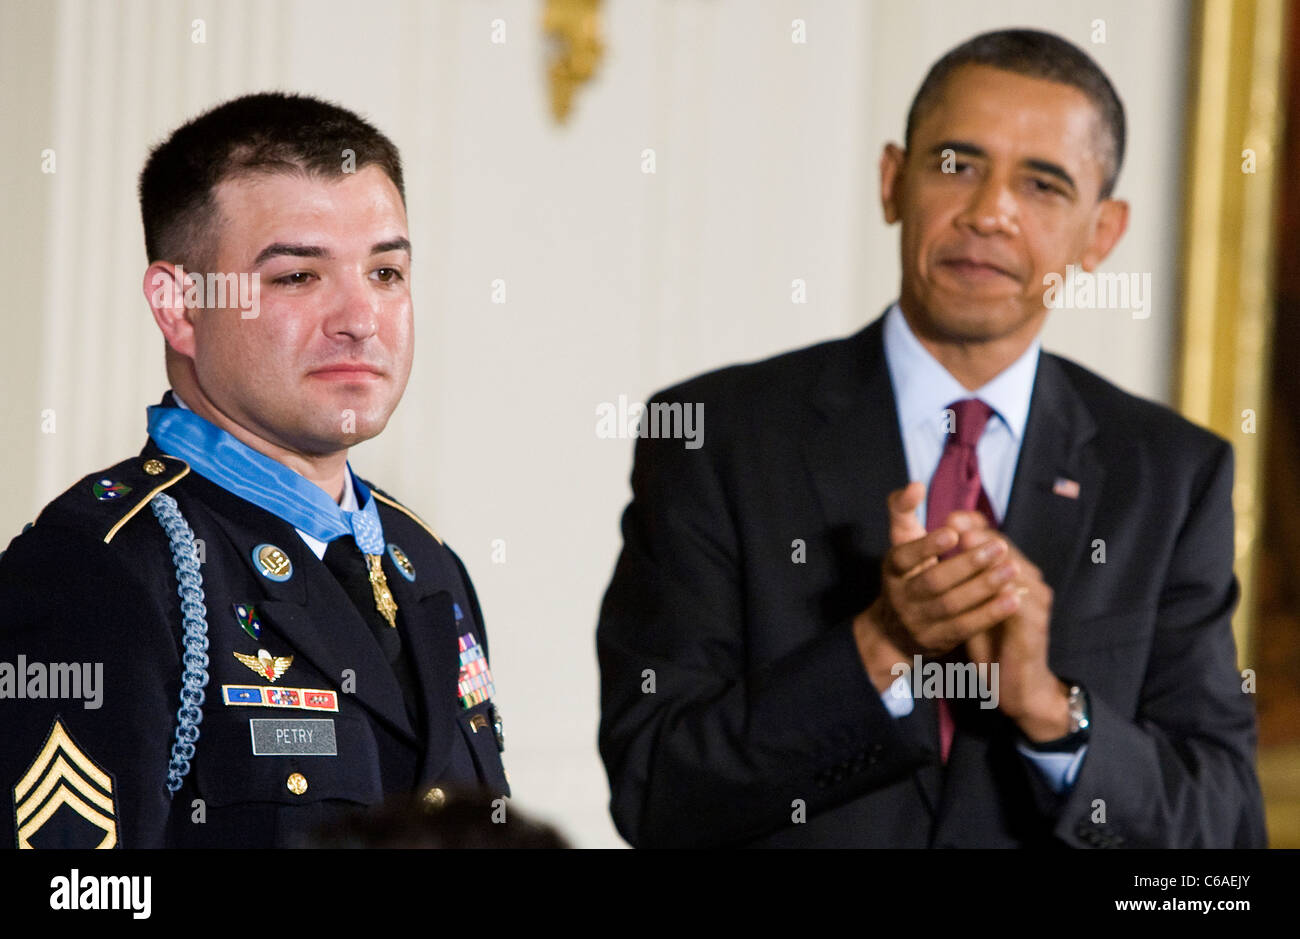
[366,553,399,628]
[149,405,407,629]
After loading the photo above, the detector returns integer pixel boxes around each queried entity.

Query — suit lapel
[256,585,418,745]
[399,592,462,779]
[800,317,945,815]
[361,513,465,779]
[1000,354,1103,612]
[802,318,909,593]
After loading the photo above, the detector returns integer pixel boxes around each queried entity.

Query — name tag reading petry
[249,718,338,756]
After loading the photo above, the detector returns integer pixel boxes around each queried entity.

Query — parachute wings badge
[233,648,293,683]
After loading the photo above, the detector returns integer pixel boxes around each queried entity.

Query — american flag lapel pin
[1053,477,1081,499]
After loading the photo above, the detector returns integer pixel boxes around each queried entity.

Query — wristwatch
[1023,681,1090,752]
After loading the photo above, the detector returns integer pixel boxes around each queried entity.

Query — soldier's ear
[143,261,198,358]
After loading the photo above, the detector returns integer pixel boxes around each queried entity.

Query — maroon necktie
[925,398,997,763]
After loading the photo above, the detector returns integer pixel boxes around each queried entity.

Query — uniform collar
[167,388,359,511]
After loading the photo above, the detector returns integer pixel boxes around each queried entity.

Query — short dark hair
[139,91,405,270]
[904,29,1126,199]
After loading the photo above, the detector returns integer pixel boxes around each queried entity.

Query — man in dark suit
[0,93,506,847]
[597,29,1267,848]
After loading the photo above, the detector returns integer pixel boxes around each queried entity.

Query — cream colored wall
[0,0,54,546]
[0,0,1189,846]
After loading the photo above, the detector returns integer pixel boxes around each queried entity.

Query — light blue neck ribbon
[146,405,386,554]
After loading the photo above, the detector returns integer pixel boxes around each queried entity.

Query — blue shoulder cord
[148,492,210,796]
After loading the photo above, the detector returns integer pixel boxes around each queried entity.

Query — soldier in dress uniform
[0,92,507,848]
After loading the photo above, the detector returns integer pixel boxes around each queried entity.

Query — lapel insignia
[92,479,131,501]
[1052,477,1081,500]
[233,648,293,683]
[468,705,506,751]
[252,543,293,582]
[490,703,505,752]
[233,603,262,640]
[222,685,339,711]
[386,543,416,582]
[457,633,496,708]
[13,719,118,849]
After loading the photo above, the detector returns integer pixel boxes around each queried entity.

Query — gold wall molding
[543,0,605,124]
[1178,0,1288,666]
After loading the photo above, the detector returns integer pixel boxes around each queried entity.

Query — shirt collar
[882,302,1040,441]
[167,388,358,510]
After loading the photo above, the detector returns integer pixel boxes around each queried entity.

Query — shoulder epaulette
[368,485,443,545]
[30,455,190,545]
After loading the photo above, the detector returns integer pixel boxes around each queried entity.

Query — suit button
[423,786,447,809]
[286,773,308,795]
[142,459,166,476]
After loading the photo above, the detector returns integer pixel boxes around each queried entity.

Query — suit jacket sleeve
[1045,439,1267,847]
[597,393,929,848]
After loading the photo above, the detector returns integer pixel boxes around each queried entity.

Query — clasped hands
[853,482,1071,742]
